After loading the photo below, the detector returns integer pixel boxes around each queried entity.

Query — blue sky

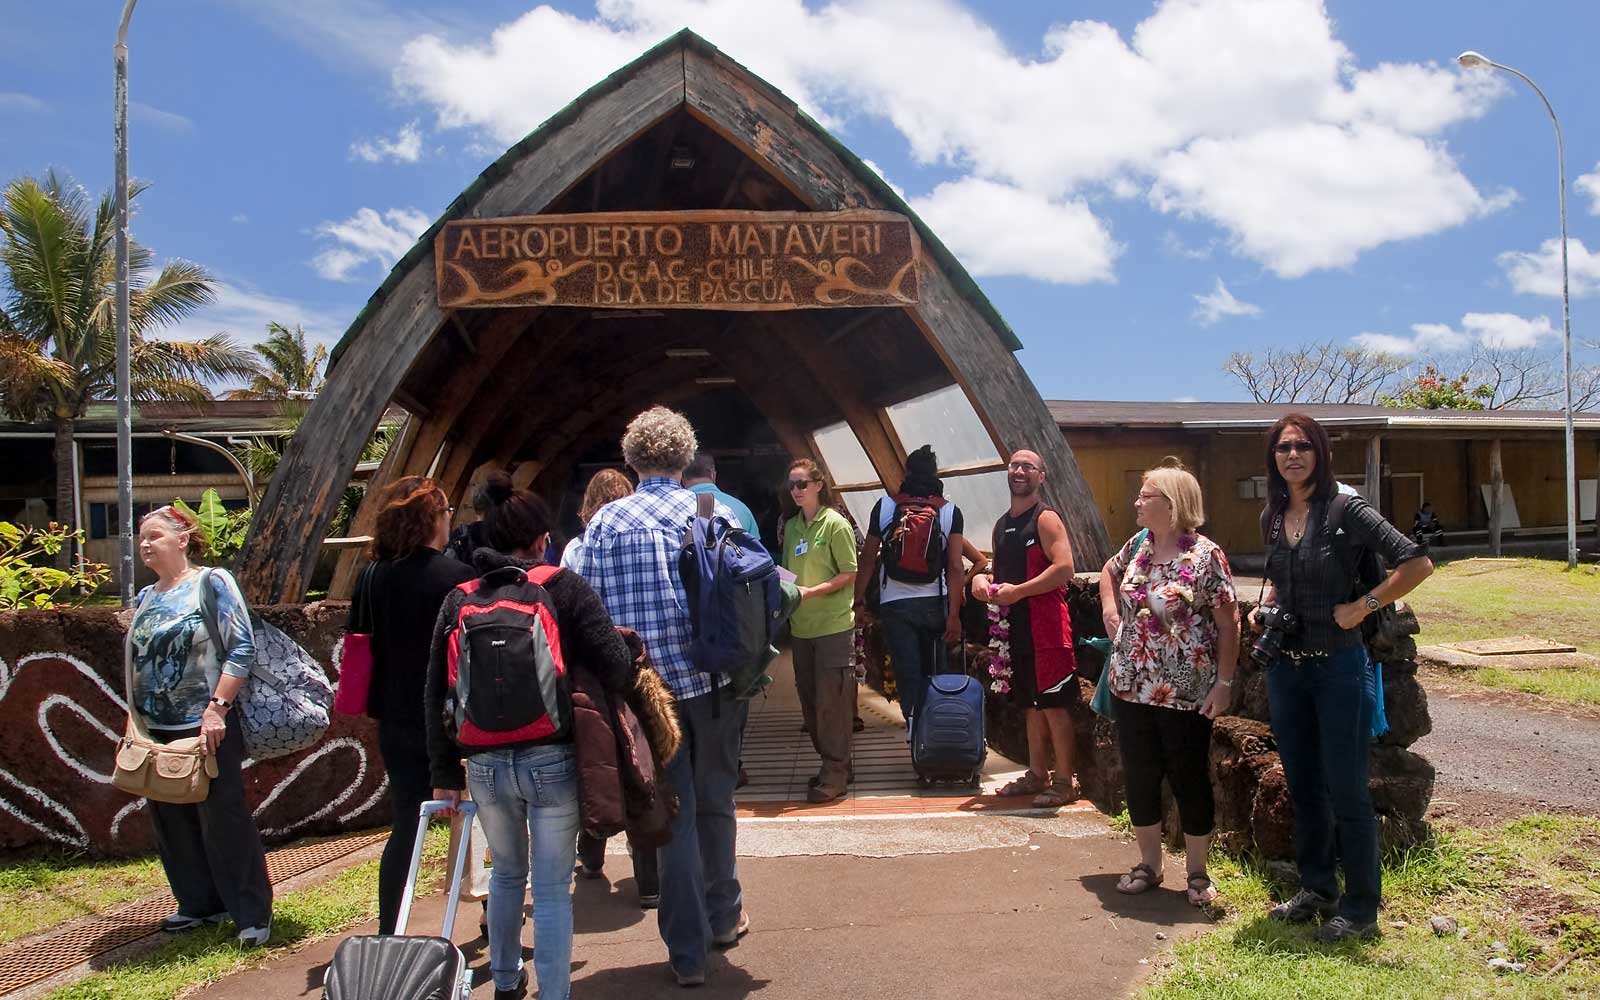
[2,0,1597,404]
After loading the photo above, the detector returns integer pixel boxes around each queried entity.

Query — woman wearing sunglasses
[1254,414,1431,943]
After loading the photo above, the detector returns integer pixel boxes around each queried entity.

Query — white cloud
[382,0,1509,281]
[220,0,475,74]
[231,213,250,224]
[311,207,431,282]
[1191,278,1261,326]
[1579,164,1600,215]
[1498,237,1600,299]
[907,178,1120,285]
[166,281,355,354]
[1161,231,1214,260]
[351,121,424,163]
[1353,312,1555,355]
[0,92,49,114]
[130,101,194,133]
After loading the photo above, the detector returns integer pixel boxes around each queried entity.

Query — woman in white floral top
[1097,462,1239,906]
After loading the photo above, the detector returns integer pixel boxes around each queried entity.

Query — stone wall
[864,574,1436,860]
[0,603,382,858]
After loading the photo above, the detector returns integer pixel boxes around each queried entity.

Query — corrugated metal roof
[1047,399,1600,431]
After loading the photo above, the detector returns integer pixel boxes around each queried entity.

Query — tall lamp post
[115,0,139,605]
[1457,50,1577,569]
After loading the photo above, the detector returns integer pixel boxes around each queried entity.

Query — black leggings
[1114,698,1215,836]
[377,724,432,935]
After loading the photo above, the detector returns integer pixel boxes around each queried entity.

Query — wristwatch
[1362,593,1380,612]
[209,695,232,711]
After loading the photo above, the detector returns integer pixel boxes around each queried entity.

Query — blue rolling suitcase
[911,672,986,789]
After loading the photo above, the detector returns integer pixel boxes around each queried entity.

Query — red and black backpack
[445,564,569,748]
[881,493,950,585]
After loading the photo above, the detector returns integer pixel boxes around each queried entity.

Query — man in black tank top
[972,450,1080,808]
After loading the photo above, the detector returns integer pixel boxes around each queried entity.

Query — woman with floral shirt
[1097,462,1239,906]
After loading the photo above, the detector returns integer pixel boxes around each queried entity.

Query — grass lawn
[22,827,444,1000]
[0,854,170,945]
[1407,557,1600,705]
[1138,816,1600,1000]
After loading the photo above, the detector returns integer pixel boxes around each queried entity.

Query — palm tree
[0,171,260,565]
[227,322,327,401]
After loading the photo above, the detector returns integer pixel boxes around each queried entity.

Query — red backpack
[445,564,570,748]
[881,494,950,585]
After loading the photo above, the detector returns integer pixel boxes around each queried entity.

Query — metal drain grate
[0,831,388,996]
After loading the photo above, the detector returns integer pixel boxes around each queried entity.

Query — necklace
[1286,510,1308,542]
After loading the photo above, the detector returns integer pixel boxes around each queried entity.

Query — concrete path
[1417,683,1600,824]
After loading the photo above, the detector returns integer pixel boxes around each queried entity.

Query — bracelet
[1217,678,1235,688]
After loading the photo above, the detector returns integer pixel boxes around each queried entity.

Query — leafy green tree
[0,521,111,609]
[0,172,260,565]
[1382,365,1494,410]
[171,488,251,568]
[226,322,326,401]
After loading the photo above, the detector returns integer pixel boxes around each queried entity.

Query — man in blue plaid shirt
[565,406,747,987]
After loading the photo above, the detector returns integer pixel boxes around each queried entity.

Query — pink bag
[334,564,376,716]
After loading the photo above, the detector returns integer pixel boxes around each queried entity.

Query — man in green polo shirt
[782,458,859,803]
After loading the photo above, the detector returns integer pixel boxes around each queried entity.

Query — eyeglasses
[1007,461,1040,473]
[1134,491,1167,504]
[1274,441,1315,455]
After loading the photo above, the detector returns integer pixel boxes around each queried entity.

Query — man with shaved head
[972,449,1080,808]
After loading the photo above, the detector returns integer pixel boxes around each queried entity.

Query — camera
[1249,605,1299,668]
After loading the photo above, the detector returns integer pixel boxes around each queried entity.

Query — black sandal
[1186,871,1218,906]
[1116,862,1163,895]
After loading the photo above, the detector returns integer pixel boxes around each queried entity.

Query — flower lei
[986,603,1013,694]
[1121,534,1201,638]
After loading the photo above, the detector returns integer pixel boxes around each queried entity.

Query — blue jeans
[1265,644,1380,924]
[466,744,579,998]
[658,692,747,976]
[878,596,948,726]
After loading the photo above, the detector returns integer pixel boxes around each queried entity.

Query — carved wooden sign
[435,209,919,310]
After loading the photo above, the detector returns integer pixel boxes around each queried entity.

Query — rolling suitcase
[911,664,986,789]
[324,799,476,1000]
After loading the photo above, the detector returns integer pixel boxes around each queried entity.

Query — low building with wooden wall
[1051,400,1600,558]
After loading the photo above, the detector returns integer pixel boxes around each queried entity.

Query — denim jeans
[1265,644,1380,924]
[878,596,948,727]
[466,743,580,998]
[658,692,747,976]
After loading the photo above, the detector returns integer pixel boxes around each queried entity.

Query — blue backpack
[678,492,783,699]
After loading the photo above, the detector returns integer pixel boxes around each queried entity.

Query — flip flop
[1187,872,1219,906]
[1117,862,1164,895]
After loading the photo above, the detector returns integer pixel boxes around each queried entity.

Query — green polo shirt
[781,506,858,639]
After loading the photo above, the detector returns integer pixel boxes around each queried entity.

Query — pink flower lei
[1121,533,1202,637]
[986,603,1013,694]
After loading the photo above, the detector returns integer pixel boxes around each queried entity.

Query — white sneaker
[237,921,271,948]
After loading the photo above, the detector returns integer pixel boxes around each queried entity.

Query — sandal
[1186,871,1218,907]
[1031,779,1078,809]
[997,771,1049,797]
[1116,862,1164,895]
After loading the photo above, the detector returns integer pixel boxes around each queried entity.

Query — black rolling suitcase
[324,799,476,1000]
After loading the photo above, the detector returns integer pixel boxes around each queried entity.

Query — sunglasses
[788,479,818,491]
[1274,441,1315,455]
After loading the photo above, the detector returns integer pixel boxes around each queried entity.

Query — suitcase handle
[394,799,477,938]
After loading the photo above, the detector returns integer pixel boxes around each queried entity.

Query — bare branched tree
[1462,344,1563,410]
[1224,341,1407,404]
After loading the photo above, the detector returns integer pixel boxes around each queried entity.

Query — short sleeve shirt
[867,496,964,603]
[1106,533,1236,711]
[782,507,858,638]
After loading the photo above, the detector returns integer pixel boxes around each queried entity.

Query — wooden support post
[1364,434,1382,511]
[1489,437,1504,557]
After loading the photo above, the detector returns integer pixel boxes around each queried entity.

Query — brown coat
[571,628,681,845]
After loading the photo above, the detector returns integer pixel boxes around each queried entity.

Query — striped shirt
[565,477,733,701]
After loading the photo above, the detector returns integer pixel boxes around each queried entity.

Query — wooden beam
[1489,437,1504,556]
[325,415,418,601]
[240,47,687,603]
[1364,435,1382,510]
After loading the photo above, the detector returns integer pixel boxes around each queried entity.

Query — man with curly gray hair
[566,406,747,987]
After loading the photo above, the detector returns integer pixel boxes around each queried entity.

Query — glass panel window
[811,421,879,486]
[885,383,999,470]
[838,489,882,536]
[940,471,1012,549]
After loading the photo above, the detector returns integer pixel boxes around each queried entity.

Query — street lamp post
[115,0,139,605]
[1458,50,1578,569]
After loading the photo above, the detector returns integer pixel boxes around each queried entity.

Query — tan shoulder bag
[112,589,218,804]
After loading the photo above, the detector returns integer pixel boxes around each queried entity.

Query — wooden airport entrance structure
[239,30,1111,603]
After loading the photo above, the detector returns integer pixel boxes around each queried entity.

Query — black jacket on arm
[358,549,477,732]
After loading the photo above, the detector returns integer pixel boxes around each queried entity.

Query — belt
[1280,648,1332,664]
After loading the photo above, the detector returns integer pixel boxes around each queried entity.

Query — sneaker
[639,892,660,910]
[1268,889,1337,924]
[160,912,224,933]
[1315,915,1380,943]
[236,922,271,948]
[712,909,750,947]
[493,967,529,1000]
[478,900,489,940]
[674,967,706,987]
